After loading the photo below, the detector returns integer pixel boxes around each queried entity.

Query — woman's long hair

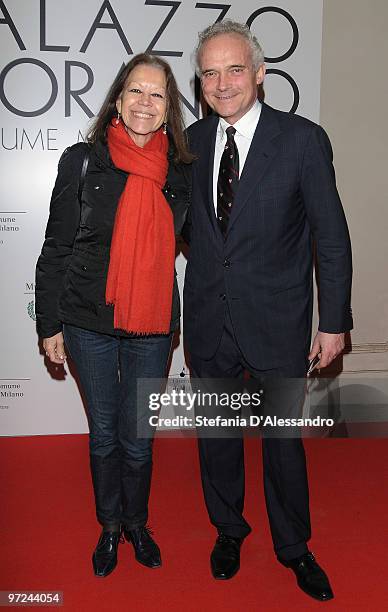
[87,54,193,164]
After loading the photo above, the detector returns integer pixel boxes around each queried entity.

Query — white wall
[0,0,323,435]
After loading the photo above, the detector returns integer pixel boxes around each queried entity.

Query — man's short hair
[194,19,265,76]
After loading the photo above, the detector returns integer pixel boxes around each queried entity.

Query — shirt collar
[218,99,262,140]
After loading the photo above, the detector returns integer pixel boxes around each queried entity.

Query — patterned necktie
[217,126,239,236]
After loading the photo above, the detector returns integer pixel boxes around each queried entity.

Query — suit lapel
[195,116,221,237]
[227,104,282,233]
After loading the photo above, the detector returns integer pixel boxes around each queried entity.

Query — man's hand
[308,331,345,371]
[43,332,67,364]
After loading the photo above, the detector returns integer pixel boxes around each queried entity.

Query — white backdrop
[0,0,323,435]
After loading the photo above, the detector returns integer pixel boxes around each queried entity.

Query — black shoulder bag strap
[77,147,90,204]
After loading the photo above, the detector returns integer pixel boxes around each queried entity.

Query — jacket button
[223,259,231,268]
[219,293,226,301]
[94,185,100,190]
[81,265,87,271]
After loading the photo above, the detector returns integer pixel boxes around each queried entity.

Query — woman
[35,54,192,577]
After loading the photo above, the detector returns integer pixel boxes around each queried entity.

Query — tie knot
[226,126,236,139]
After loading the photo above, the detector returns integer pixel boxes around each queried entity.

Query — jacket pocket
[68,252,107,278]
[269,281,306,296]
[60,252,108,318]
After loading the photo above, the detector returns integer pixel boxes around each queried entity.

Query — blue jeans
[63,324,172,530]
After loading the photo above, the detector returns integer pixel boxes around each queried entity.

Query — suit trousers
[189,307,311,561]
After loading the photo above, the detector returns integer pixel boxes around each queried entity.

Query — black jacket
[36,139,191,338]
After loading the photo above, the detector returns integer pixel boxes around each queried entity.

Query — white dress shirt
[213,99,262,214]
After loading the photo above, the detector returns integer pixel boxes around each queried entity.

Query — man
[183,20,352,601]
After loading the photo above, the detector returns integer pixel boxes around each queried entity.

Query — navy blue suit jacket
[183,103,353,370]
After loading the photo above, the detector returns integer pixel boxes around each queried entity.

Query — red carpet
[1,435,388,610]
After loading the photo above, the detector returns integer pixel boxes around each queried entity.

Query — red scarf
[106,122,174,334]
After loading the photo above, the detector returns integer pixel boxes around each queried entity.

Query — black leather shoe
[123,526,161,568]
[279,551,334,601]
[210,533,243,580]
[92,530,122,577]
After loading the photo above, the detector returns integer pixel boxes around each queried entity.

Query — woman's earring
[162,121,167,135]
[115,111,120,126]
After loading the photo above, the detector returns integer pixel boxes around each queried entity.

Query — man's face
[199,33,265,124]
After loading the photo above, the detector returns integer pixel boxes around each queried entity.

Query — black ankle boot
[92,530,122,577]
[123,525,161,568]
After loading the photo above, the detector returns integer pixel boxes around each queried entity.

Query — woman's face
[116,64,167,147]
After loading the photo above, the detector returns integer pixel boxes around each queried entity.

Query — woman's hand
[43,332,67,364]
